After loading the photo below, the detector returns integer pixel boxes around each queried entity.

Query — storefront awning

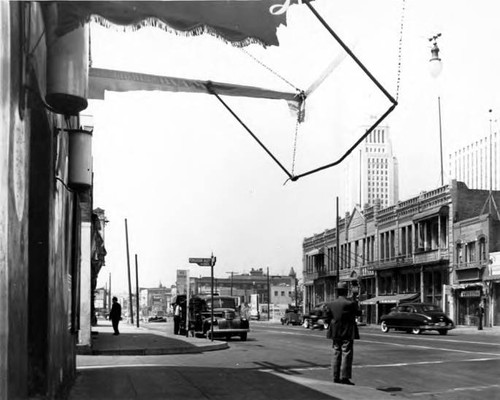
[46,1,303,47]
[360,293,419,305]
[412,205,448,222]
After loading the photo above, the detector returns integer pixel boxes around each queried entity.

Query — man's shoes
[333,378,341,384]
[340,379,355,385]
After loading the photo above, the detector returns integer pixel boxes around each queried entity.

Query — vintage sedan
[280,307,303,326]
[303,303,329,330]
[380,303,455,335]
[189,295,249,341]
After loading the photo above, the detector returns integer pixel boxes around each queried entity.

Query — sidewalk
[68,319,397,400]
[86,319,228,355]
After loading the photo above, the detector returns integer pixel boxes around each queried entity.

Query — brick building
[303,180,500,327]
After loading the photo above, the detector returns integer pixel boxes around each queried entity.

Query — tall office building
[448,131,499,191]
[343,122,399,211]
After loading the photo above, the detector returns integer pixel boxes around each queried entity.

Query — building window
[281,291,285,297]
[274,291,278,296]
[479,237,487,262]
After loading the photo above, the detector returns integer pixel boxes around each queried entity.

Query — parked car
[303,303,329,330]
[148,311,167,323]
[189,295,250,341]
[280,307,303,325]
[380,303,455,335]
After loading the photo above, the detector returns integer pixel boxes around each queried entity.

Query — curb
[91,342,228,356]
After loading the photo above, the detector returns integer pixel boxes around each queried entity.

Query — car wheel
[380,321,389,333]
[240,333,247,341]
[412,328,421,335]
[438,329,448,335]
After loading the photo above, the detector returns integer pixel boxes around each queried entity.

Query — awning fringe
[90,15,267,48]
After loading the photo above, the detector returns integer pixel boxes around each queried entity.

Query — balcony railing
[455,261,487,270]
[413,248,449,264]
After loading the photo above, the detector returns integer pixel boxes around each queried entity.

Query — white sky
[90,0,500,293]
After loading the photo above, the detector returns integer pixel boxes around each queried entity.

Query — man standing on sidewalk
[173,302,182,335]
[109,297,122,336]
[325,282,361,385]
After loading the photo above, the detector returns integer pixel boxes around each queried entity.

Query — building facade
[344,123,399,212]
[303,180,500,327]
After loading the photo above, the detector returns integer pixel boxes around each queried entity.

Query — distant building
[140,285,172,318]
[448,131,499,191]
[344,122,399,211]
[192,268,298,314]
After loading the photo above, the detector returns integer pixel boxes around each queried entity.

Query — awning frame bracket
[208,1,398,182]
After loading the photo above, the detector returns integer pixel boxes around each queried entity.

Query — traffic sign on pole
[188,258,212,266]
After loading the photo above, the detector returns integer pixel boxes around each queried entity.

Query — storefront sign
[460,290,481,298]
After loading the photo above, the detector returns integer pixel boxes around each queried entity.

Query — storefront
[452,284,485,326]
[360,293,420,324]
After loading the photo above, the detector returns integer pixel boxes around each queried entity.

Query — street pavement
[68,319,401,400]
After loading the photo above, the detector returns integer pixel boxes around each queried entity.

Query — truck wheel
[412,328,421,335]
[381,321,389,333]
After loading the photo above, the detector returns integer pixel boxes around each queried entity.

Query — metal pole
[336,197,340,294]
[210,253,214,342]
[267,267,270,321]
[438,96,444,186]
[231,272,233,297]
[125,219,134,324]
[135,254,140,328]
[295,275,298,308]
[108,272,111,313]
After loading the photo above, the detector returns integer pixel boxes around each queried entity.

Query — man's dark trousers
[112,319,120,335]
[332,339,353,381]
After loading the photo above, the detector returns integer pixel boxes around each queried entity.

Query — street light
[429,33,444,186]
[428,33,443,78]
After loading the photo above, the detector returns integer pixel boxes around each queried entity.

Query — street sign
[189,257,212,266]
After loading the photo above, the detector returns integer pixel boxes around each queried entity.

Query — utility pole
[108,272,111,312]
[267,267,270,321]
[336,197,340,285]
[225,271,237,296]
[135,254,140,328]
[125,218,134,324]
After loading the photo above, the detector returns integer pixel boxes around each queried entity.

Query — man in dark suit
[325,282,361,385]
[109,296,122,336]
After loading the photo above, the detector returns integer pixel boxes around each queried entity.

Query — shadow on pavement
[69,366,340,400]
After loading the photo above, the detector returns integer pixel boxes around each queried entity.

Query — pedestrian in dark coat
[173,303,182,335]
[109,296,122,336]
[325,282,361,385]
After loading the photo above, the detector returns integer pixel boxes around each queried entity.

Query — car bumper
[211,329,249,336]
[420,323,455,330]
